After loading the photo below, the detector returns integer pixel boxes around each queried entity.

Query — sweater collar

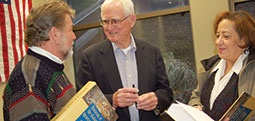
[30,46,64,64]
[27,49,64,71]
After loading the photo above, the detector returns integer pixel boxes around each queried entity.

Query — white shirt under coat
[210,51,249,109]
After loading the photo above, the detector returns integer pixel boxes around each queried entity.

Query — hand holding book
[219,92,255,121]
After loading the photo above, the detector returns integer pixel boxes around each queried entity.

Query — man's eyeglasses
[100,15,131,26]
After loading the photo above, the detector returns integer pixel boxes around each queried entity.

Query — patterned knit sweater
[3,49,76,121]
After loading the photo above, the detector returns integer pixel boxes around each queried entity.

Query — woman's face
[215,19,245,63]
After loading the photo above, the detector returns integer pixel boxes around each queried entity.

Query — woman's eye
[224,35,230,39]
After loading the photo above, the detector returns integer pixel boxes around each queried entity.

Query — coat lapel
[135,40,150,95]
[98,41,123,92]
[98,39,150,119]
[135,40,151,119]
[98,40,131,119]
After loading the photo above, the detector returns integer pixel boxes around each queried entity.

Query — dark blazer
[76,39,173,121]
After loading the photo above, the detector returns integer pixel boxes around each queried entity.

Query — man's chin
[63,49,73,61]
[108,37,117,42]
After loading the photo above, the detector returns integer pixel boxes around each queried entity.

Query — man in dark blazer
[76,0,173,121]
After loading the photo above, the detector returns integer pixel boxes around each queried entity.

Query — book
[219,92,255,121]
[51,81,118,121]
[166,101,214,121]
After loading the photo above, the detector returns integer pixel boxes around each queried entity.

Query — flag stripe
[28,0,32,14]
[24,0,32,51]
[0,4,4,81]
[22,0,29,54]
[0,0,31,82]
[11,0,21,61]
[0,29,4,82]
[4,3,15,80]
[8,3,19,66]
[22,0,26,30]
[16,0,24,60]
[0,3,10,82]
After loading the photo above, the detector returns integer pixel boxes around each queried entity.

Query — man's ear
[49,27,61,44]
[130,14,136,28]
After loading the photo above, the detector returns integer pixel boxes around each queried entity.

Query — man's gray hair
[101,0,134,17]
[25,0,75,47]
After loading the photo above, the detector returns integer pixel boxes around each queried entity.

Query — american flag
[0,0,32,82]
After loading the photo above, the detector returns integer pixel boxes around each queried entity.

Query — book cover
[51,81,118,121]
[219,92,255,121]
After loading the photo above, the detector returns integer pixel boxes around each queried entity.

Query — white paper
[166,101,214,121]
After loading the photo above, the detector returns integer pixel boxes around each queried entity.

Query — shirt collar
[112,34,137,52]
[30,46,64,64]
[212,51,249,74]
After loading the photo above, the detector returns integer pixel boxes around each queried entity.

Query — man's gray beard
[63,48,73,61]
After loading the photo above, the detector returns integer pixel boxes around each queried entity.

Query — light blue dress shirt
[112,34,139,121]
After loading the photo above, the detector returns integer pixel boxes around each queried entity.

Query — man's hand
[137,92,158,111]
[112,88,139,108]
[193,105,203,111]
[223,117,230,121]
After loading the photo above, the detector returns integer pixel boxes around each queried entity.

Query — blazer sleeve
[154,48,174,113]
[76,48,114,104]
[76,51,94,91]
